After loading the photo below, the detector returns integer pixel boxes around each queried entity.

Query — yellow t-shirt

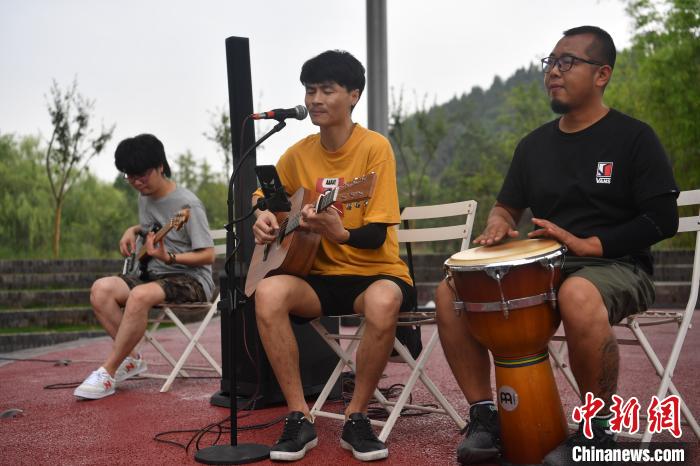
[255,124,412,286]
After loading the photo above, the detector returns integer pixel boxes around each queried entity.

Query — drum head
[446,239,563,267]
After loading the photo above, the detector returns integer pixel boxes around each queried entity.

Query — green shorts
[561,256,655,325]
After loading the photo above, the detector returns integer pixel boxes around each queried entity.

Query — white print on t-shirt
[316,177,345,215]
[596,162,613,184]
[318,178,340,190]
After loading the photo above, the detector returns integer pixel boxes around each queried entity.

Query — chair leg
[548,341,581,398]
[309,320,389,429]
[159,303,221,392]
[143,311,191,378]
[378,329,466,442]
[309,320,361,418]
[630,318,700,442]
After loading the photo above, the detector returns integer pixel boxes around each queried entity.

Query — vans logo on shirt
[596,162,613,184]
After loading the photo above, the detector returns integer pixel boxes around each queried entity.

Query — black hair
[114,133,171,177]
[563,25,616,69]
[300,50,366,96]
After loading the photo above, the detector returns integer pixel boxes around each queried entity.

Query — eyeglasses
[541,55,604,73]
[123,168,154,183]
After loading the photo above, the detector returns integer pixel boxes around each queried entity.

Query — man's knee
[125,284,162,312]
[435,280,456,322]
[558,278,608,327]
[255,277,293,323]
[90,277,121,310]
[362,284,401,333]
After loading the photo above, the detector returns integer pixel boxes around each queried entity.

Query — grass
[0,324,104,334]
[0,303,90,311]
[0,322,176,334]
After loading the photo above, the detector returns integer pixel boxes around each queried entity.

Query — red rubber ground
[1,313,698,465]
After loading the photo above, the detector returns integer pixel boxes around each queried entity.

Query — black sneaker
[542,422,617,466]
[269,411,318,461]
[340,412,388,461]
[457,403,501,464]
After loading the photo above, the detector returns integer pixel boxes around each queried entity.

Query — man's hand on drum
[299,203,349,244]
[253,210,280,245]
[473,212,519,246]
[529,217,603,257]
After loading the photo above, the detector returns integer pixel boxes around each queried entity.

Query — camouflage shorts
[118,273,207,304]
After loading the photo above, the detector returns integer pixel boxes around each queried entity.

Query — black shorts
[294,275,416,323]
[119,273,207,304]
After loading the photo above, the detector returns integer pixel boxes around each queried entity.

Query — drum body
[445,239,568,465]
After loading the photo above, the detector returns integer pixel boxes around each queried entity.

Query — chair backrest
[210,229,227,257]
[397,200,478,251]
[677,189,700,233]
[677,189,700,311]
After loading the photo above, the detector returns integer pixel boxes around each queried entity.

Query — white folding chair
[549,189,700,441]
[141,228,226,392]
[309,200,477,441]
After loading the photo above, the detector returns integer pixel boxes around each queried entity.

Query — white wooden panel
[400,200,476,220]
[398,224,469,243]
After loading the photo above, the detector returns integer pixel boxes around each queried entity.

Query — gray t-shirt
[134,186,215,301]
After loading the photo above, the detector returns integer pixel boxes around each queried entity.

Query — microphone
[250,105,308,121]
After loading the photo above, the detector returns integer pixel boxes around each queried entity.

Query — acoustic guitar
[124,207,190,279]
[245,173,377,297]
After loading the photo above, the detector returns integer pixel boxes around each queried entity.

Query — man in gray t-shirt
[74,134,215,400]
[135,186,215,301]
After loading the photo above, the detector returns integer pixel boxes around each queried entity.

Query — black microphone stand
[195,119,287,465]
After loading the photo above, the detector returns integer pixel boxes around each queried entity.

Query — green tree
[204,107,232,179]
[196,159,228,230]
[0,134,53,258]
[45,79,114,257]
[175,150,198,190]
[497,79,554,155]
[60,174,136,258]
[389,89,447,207]
[112,173,138,207]
[439,121,508,242]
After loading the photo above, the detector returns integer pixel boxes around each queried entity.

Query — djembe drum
[445,239,568,465]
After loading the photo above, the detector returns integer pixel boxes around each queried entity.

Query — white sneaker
[74,367,116,400]
[115,355,148,383]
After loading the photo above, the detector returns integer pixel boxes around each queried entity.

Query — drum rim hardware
[445,246,567,319]
[444,247,565,271]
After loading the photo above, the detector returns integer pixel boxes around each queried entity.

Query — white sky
[0,0,634,182]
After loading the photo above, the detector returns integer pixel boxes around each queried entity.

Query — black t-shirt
[498,109,678,271]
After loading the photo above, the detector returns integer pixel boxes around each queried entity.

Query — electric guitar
[245,173,377,297]
[124,207,190,279]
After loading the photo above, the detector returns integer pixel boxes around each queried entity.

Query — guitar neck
[136,224,175,261]
[283,188,337,236]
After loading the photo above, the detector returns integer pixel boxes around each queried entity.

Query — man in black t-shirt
[435,26,679,466]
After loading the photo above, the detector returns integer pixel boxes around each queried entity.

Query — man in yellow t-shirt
[251,50,414,463]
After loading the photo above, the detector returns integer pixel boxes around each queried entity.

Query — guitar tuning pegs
[355,202,360,208]
[364,200,369,206]
[346,204,352,210]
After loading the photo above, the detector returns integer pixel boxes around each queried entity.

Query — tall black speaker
[234,299,341,407]
[210,36,340,408]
